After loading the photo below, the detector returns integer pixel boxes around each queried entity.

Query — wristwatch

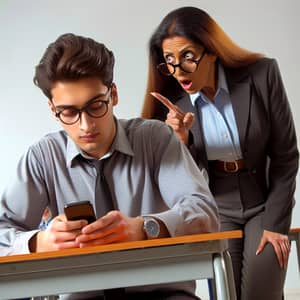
[143,217,160,239]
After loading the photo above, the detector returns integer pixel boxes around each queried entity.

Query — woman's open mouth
[179,79,193,91]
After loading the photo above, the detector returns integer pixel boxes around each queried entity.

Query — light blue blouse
[190,64,242,161]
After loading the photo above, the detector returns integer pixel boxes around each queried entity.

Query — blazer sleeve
[263,59,299,233]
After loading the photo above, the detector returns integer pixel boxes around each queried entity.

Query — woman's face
[161,36,217,94]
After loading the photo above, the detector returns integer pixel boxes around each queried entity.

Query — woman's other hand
[256,229,291,269]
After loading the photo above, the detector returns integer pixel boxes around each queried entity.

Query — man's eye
[88,101,105,111]
[60,108,78,117]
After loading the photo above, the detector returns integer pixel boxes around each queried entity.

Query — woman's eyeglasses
[157,50,206,76]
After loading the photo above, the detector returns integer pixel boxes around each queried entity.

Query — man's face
[49,77,118,158]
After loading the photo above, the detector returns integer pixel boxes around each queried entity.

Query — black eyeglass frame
[54,88,112,125]
[157,50,206,76]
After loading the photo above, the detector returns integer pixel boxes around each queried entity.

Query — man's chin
[80,144,101,158]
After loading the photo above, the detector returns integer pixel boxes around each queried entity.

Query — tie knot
[91,160,105,175]
[80,155,108,176]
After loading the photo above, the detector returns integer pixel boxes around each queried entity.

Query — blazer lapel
[225,70,251,153]
[176,94,208,168]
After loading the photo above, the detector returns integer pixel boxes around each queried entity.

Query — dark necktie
[92,159,126,300]
[92,159,114,218]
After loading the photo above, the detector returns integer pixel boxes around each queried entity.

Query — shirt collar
[190,63,229,105]
[66,117,134,167]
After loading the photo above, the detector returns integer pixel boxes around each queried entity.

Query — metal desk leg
[294,231,300,274]
[289,229,300,274]
[223,250,237,299]
[213,251,237,300]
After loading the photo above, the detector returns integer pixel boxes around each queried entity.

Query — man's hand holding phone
[30,201,93,253]
[76,210,145,247]
[30,213,88,252]
[30,201,146,252]
[64,201,145,247]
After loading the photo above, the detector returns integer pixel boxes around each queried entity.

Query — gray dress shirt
[0,117,219,298]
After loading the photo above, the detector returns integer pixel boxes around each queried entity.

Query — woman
[141,6,298,300]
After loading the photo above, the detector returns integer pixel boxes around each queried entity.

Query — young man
[0,33,219,300]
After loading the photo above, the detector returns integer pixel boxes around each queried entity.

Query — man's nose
[79,111,94,130]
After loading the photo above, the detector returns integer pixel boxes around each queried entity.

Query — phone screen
[64,201,96,224]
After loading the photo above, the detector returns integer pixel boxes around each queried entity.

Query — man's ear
[110,83,118,106]
[48,100,59,121]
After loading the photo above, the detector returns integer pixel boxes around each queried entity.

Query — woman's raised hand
[151,92,194,144]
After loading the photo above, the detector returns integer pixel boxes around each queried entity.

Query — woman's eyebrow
[163,45,197,56]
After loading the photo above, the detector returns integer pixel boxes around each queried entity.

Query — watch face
[145,218,160,238]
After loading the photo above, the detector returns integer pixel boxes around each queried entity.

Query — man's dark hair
[34,33,115,99]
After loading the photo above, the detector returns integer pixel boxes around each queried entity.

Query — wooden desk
[0,230,242,300]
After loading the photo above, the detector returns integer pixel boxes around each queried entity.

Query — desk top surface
[0,230,242,264]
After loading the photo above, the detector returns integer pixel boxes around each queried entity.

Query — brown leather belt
[211,159,246,173]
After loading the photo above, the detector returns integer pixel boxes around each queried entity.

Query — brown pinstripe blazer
[156,58,299,234]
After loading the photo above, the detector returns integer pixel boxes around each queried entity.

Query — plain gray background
[0,0,299,296]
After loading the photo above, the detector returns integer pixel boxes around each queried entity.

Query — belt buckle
[224,161,239,173]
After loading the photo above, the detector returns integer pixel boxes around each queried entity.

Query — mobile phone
[64,200,96,224]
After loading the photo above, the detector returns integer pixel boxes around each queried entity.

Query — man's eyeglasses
[54,88,111,125]
[157,50,206,76]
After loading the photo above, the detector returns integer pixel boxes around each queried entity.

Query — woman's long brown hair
[141,6,264,119]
